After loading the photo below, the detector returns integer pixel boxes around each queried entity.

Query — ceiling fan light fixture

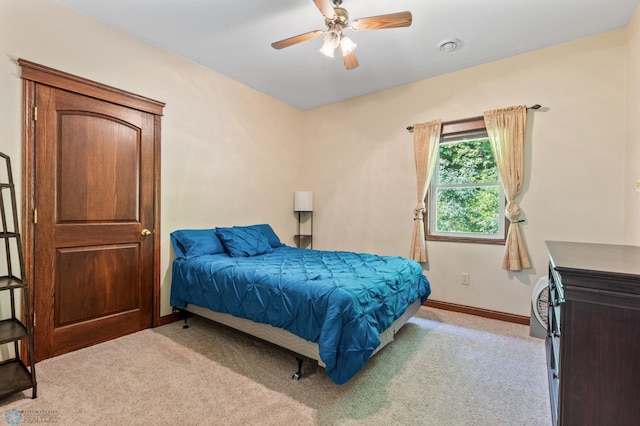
[325,29,341,48]
[319,42,335,58]
[320,28,341,57]
[340,36,357,56]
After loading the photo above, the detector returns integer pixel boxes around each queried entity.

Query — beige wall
[303,31,628,316]
[1,0,636,320]
[626,6,640,245]
[1,0,304,316]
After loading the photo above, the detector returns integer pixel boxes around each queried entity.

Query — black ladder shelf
[0,152,37,400]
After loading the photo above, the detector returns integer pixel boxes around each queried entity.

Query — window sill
[426,235,506,245]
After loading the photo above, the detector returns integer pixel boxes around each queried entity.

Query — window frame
[425,117,507,245]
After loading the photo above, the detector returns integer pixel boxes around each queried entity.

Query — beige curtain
[409,120,442,263]
[483,105,531,271]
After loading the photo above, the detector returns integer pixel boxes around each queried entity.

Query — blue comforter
[170,246,430,384]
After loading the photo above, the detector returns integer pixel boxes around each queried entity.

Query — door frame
[19,59,166,338]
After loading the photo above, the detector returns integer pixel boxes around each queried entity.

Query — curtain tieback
[414,202,425,220]
[505,201,521,223]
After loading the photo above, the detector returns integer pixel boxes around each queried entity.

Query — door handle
[141,229,152,236]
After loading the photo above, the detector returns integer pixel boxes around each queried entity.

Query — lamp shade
[294,191,313,212]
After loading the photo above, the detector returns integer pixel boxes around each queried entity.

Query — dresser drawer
[546,334,559,426]
[548,266,564,305]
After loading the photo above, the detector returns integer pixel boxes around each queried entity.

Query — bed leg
[292,357,304,381]
[182,317,190,329]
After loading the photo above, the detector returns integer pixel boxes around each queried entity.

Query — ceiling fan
[271,0,412,70]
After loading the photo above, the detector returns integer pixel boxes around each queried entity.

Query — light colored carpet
[0,307,551,425]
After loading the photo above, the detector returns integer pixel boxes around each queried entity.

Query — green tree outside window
[430,136,505,240]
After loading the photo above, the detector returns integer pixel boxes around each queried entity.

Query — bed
[170,224,431,384]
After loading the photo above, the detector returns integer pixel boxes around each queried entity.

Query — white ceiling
[57,0,640,111]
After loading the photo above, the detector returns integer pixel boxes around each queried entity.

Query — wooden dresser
[545,241,640,426]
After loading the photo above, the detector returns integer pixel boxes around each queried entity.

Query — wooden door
[20,60,164,361]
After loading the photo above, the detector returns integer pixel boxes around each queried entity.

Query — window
[427,118,506,244]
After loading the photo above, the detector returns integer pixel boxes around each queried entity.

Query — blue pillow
[170,229,226,259]
[244,224,284,248]
[216,226,273,257]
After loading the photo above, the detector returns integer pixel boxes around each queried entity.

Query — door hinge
[33,311,36,328]
[33,208,37,224]
[33,106,37,121]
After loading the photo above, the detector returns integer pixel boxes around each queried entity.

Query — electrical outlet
[461,273,470,285]
[636,180,640,193]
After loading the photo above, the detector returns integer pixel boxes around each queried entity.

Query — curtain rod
[406,104,542,133]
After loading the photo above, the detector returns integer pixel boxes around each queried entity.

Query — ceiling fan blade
[339,48,359,70]
[351,11,412,31]
[271,30,324,50]
[313,0,336,19]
